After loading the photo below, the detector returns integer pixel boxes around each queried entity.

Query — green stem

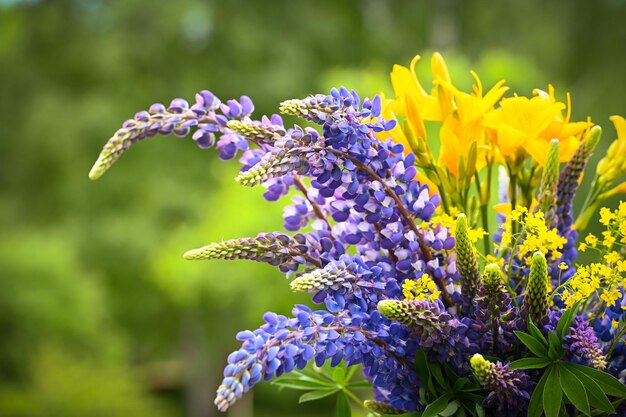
[607,325,626,357]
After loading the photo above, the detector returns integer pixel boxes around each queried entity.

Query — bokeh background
[0,1,625,416]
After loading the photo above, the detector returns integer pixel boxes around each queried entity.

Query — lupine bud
[183,232,316,272]
[235,148,310,187]
[377,300,467,356]
[473,264,519,356]
[290,267,355,293]
[364,400,404,415]
[536,139,560,227]
[226,119,285,144]
[455,213,481,314]
[522,251,549,325]
[556,126,601,230]
[470,354,530,416]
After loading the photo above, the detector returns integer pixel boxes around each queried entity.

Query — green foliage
[408,350,485,417]
[512,307,626,417]
[272,362,369,417]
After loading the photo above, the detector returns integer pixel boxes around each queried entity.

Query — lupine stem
[292,173,334,234]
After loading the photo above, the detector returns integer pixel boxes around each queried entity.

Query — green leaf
[514,331,549,358]
[570,363,626,397]
[547,331,564,360]
[558,364,590,416]
[428,362,447,390]
[336,391,351,417]
[543,366,563,417]
[421,394,451,417]
[565,366,615,414]
[438,401,459,416]
[556,304,578,340]
[415,349,430,381]
[332,362,348,383]
[509,357,552,370]
[346,380,372,389]
[474,404,486,417]
[528,321,549,346]
[529,368,547,417]
[298,388,340,403]
[452,377,467,392]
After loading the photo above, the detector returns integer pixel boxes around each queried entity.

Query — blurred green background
[0,0,624,416]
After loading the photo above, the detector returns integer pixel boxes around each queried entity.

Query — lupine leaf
[428,362,447,390]
[336,392,351,417]
[558,364,590,416]
[569,363,626,397]
[421,394,452,417]
[514,331,549,358]
[564,368,614,414]
[346,381,372,389]
[528,369,548,417]
[438,401,459,416]
[509,357,552,370]
[543,367,563,417]
[556,304,578,340]
[475,404,485,417]
[298,388,340,403]
[528,321,549,347]
[547,331,563,360]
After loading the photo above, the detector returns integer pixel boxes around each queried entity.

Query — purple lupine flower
[182,232,320,273]
[470,354,531,417]
[565,316,607,370]
[89,91,253,180]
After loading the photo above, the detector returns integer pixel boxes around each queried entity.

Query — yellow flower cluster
[498,207,566,264]
[563,202,626,309]
[419,206,486,244]
[402,274,441,302]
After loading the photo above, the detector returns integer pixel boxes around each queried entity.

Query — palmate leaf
[547,331,564,360]
[558,363,590,416]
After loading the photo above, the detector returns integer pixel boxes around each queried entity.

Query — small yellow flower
[612,320,620,330]
[558,262,568,270]
[605,251,621,265]
[402,274,441,302]
[600,207,616,226]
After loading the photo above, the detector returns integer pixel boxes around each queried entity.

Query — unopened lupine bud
[183,232,315,272]
[226,119,285,144]
[364,400,404,415]
[455,213,481,314]
[522,252,549,325]
[290,267,356,293]
[537,139,560,227]
[470,354,530,415]
[556,126,601,230]
[235,148,310,187]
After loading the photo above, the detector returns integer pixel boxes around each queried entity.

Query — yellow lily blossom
[437,71,508,177]
[389,55,442,121]
[483,86,591,166]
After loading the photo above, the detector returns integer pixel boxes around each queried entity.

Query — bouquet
[88,53,626,417]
